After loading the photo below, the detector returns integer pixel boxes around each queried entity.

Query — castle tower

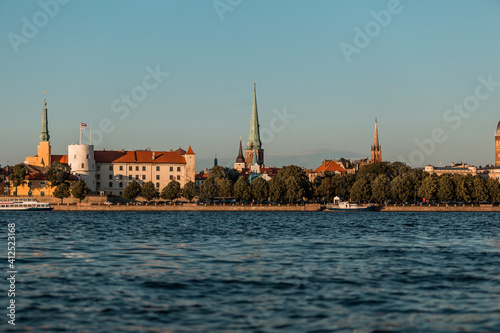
[234,137,246,171]
[68,144,96,191]
[245,82,264,167]
[183,146,196,184]
[26,94,52,168]
[370,118,382,163]
[495,121,500,166]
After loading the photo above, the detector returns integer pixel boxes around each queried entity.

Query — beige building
[424,163,478,176]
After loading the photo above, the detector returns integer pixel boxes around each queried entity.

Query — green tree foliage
[225,168,241,184]
[268,176,286,202]
[471,175,488,202]
[182,181,197,202]
[10,164,27,195]
[161,180,181,201]
[315,176,335,202]
[251,177,269,202]
[141,181,159,201]
[418,175,438,201]
[234,176,252,202]
[216,177,233,199]
[123,180,142,200]
[199,177,218,201]
[350,177,371,201]
[452,174,471,202]
[208,166,226,180]
[71,180,90,203]
[487,178,500,202]
[47,162,71,187]
[437,175,455,202]
[357,161,391,180]
[53,183,70,203]
[276,165,311,201]
[390,175,411,202]
[371,174,390,203]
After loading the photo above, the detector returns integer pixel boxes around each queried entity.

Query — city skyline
[1,1,500,171]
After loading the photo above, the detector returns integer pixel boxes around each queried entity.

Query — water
[1,211,500,332]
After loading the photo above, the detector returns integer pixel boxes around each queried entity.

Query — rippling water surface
[1,211,500,332]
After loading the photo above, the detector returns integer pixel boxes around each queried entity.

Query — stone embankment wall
[380,204,500,212]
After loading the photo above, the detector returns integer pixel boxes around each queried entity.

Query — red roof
[186,146,195,155]
[313,160,347,173]
[94,150,186,164]
[52,155,68,164]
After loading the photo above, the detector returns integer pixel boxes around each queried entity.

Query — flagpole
[90,124,92,145]
[79,124,82,145]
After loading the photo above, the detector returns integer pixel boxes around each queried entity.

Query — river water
[1,211,500,332]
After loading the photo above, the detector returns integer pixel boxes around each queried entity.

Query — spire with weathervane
[40,93,50,142]
[36,91,51,168]
[245,81,264,167]
[370,118,381,163]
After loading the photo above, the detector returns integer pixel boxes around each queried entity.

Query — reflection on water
[1,211,500,332]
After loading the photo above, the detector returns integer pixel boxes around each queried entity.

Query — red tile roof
[314,160,347,173]
[52,155,68,164]
[94,150,186,164]
[186,146,195,155]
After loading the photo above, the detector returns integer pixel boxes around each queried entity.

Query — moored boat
[324,196,376,211]
[0,198,54,211]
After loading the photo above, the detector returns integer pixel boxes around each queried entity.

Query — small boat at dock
[0,198,54,211]
[324,196,376,211]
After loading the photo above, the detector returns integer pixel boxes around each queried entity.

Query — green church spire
[39,95,50,142]
[247,82,261,150]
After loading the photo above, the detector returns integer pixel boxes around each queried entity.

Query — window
[135,166,139,171]
[128,175,132,180]
[119,166,123,171]
[177,175,180,180]
[156,166,160,171]
[170,167,173,171]
[135,175,139,179]
[86,154,89,159]
[156,175,160,180]
[142,166,146,171]
[81,163,85,168]
[97,165,101,171]
[142,175,146,180]
[119,175,123,180]
[177,167,181,172]
[170,175,173,180]
[156,182,160,188]
[28,182,33,188]
[109,182,113,188]
[97,182,101,188]
[129,166,132,171]
[74,154,77,160]
[40,191,45,197]
[109,165,113,171]
[40,182,46,188]
[109,175,112,180]
[119,182,123,188]
[97,174,100,180]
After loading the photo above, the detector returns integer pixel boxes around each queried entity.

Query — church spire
[247,81,261,150]
[235,136,245,163]
[371,118,381,163]
[373,118,379,147]
[39,92,50,142]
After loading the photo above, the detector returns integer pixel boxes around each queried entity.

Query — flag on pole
[80,123,87,130]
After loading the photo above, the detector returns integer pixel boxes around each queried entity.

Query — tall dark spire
[247,81,261,150]
[39,93,50,142]
[236,137,245,163]
[371,118,381,163]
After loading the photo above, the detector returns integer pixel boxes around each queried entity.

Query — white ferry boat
[0,198,54,211]
[325,196,376,212]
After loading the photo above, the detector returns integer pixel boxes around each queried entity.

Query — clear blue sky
[1,0,499,171]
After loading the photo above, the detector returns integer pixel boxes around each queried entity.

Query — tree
[371,174,390,203]
[141,181,159,202]
[71,181,90,203]
[47,162,71,187]
[199,177,218,201]
[234,176,252,202]
[161,180,181,201]
[182,181,197,202]
[350,177,371,202]
[252,177,269,202]
[487,178,500,202]
[316,176,335,202]
[390,175,411,202]
[277,165,312,201]
[437,175,454,202]
[10,164,27,196]
[418,175,438,202]
[471,175,488,202]
[53,183,70,204]
[208,166,226,180]
[452,174,471,202]
[123,180,142,200]
[216,177,233,199]
[268,176,286,202]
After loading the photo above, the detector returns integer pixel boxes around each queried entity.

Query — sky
[1,0,500,171]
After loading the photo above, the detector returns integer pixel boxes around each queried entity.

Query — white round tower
[68,144,96,192]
